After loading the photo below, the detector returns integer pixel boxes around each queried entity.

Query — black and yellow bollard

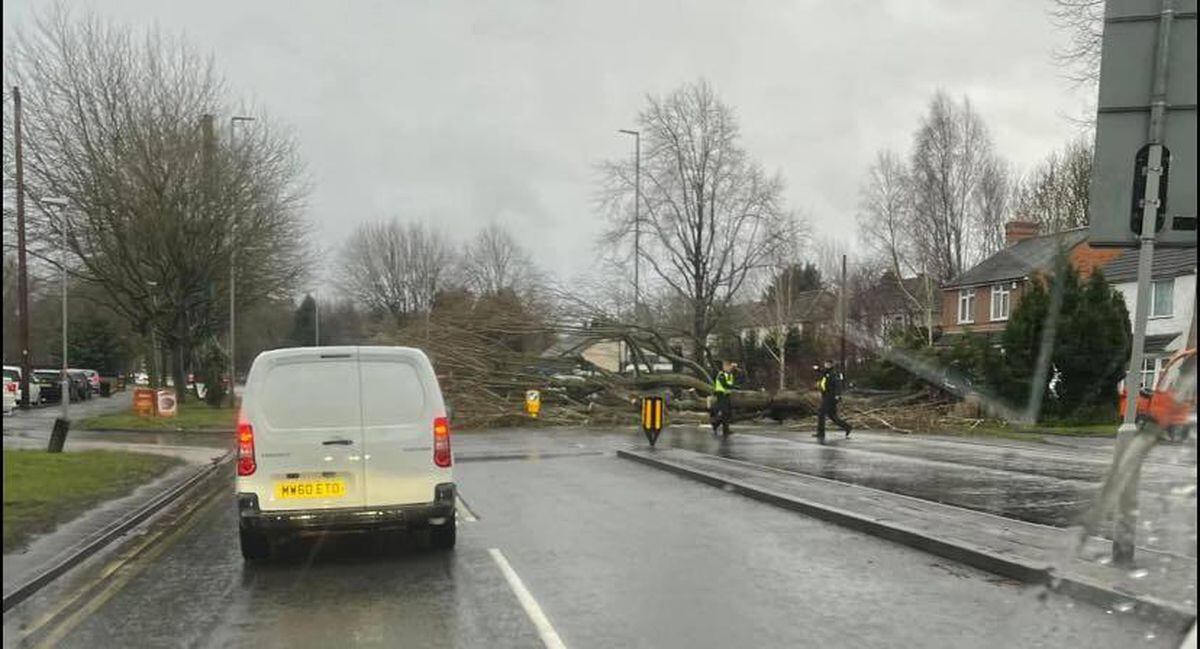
[640,396,665,446]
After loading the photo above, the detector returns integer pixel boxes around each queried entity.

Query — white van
[235,346,455,560]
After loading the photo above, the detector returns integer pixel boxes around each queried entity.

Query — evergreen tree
[288,295,318,347]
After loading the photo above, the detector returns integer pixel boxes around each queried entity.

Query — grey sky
[4,0,1094,285]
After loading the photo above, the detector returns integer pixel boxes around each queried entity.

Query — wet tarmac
[3,435,1181,649]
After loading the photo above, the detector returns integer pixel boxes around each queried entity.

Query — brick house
[939,222,1123,342]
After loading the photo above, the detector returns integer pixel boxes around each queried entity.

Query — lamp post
[618,129,641,323]
[146,281,161,389]
[228,115,255,404]
[43,197,71,450]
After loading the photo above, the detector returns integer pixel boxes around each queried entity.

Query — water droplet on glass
[1129,568,1150,579]
[1145,631,1157,641]
[1146,536,1159,544]
[1098,556,1113,565]
[1169,484,1196,496]
[1113,601,1135,613]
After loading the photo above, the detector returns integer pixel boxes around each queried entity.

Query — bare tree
[339,220,456,321]
[909,92,999,282]
[975,156,1012,257]
[1049,0,1105,86]
[856,151,939,346]
[462,222,539,298]
[599,80,788,365]
[753,216,812,390]
[4,8,309,396]
[1012,136,1093,232]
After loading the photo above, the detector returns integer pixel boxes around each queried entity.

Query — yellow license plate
[274,479,347,500]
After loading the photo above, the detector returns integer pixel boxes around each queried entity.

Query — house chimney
[1004,220,1040,247]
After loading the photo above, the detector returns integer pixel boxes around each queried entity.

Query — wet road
[654,427,1198,558]
[3,429,1184,648]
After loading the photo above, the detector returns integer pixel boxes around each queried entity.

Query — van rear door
[250,348,366,512]
[358,347,445,507]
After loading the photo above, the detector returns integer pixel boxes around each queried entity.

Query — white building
[1103,248,1197,387]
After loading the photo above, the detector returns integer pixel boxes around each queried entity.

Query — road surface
[2,427,1185,648]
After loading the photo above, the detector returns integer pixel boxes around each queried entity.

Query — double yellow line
[16,479,226,648]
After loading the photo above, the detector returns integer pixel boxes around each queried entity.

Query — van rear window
[360,361,427,426]
[260,360,361,430]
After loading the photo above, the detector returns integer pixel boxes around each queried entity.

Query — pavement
[0,425,1193,648]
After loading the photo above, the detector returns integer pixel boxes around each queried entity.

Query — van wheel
[430,519,456,550]
[240,527,271,561]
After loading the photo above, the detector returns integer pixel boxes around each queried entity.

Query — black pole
[840,254,847,374]
[14,86,32,409]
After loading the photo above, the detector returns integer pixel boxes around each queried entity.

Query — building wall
[581,341,622,373]
[1114,272,1197,350]
[941,280,1028,335]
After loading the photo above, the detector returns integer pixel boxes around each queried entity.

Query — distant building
[938,222,1122,344]
[1100,247,1197,387]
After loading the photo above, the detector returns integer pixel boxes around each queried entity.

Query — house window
[990,284,1011,321]
[957,290,975,324]
[1150,278,1174,318]
[1140,356,1164,389]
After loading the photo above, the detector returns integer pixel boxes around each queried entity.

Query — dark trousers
[817,399,850,437]
[711,393,732,435]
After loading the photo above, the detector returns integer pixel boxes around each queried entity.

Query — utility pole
[314,293,320,346]
[1112,0,1176,566]
[13,86,32,409]
[227,115,254,405]
[840,254,847,375]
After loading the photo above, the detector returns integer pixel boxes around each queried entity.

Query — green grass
[936,421,1119,441]
[78,400,237,432]
[3,449,182,552]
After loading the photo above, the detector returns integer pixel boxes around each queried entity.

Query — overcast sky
[4,0,1094,286]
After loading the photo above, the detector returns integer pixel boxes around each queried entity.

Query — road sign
[640,396,665,446]
[1129,144,1171,235]
[133,388,155,416]
[156,389,177,417]
[1089,0,1197,247]
[525,390,541,419]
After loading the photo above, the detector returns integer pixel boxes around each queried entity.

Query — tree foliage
[599,79,789,364]
[4,8,310,399]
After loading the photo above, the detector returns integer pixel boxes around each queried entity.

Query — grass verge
[3,449,183,552]
[77,400,236,432]
[938,421,1119,441]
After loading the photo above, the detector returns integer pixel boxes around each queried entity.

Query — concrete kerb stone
[1,450,234,613]
[80,428,234,435]
[616,447,1197,632]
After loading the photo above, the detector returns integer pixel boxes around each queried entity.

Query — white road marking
[488,548,566,649]
[456,496,477,522]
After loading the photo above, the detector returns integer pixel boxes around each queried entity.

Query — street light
[42,197,70,423]
[146,281,161,389]
[617,129,641,323]
[228,115,255,404]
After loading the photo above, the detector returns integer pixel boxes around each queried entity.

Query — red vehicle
[1120,348,1197,442]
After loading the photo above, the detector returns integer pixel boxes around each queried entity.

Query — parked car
[82,369,101,395]
[2,373,16,414]
[1121,348,1197,442]
[3,365,41,407]
[235,346,455,561]
[66,369,92,401]
[33,369,64,404]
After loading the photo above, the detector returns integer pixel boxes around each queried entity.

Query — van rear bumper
[237,483,455,533]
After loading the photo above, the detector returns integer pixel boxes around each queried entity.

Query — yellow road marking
[24,486,224,648]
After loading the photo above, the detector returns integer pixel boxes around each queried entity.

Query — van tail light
[236,414,257,476]
[433,416,452,468]
[5,382,15,392]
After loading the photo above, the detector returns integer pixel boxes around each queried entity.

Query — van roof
[253,346,430,363]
